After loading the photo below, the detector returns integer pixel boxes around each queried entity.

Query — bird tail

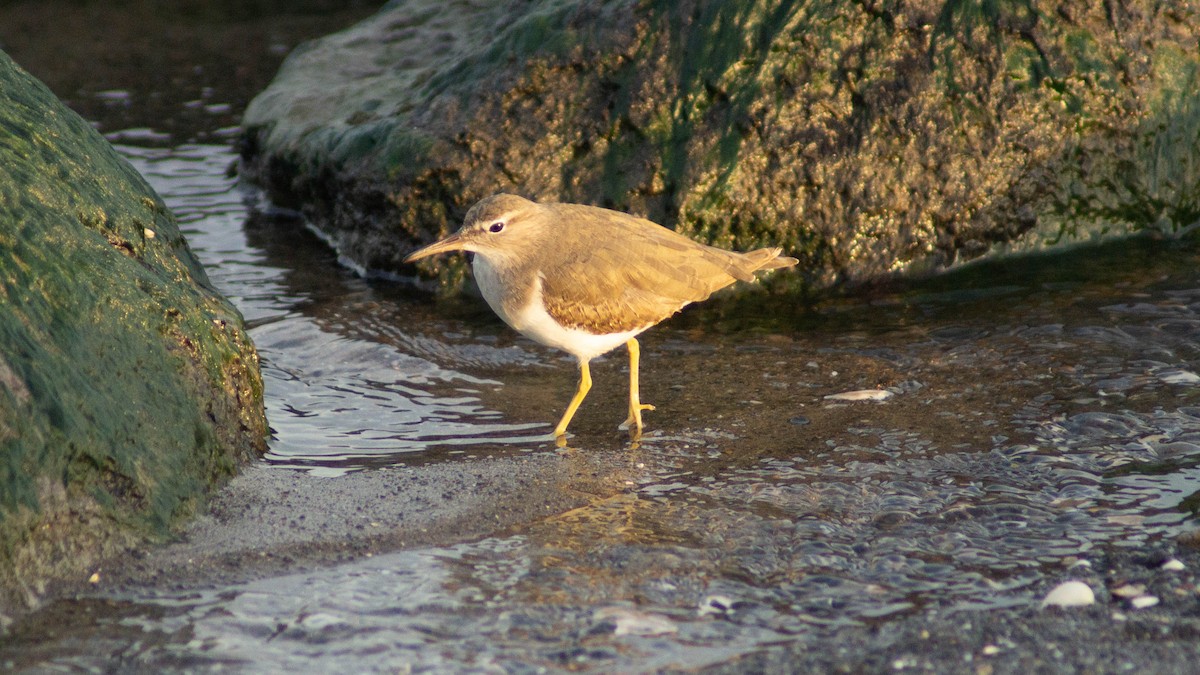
[721,247,797,282]
[744,247,798,272]
[755,247,799,271]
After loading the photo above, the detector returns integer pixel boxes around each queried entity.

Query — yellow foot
[618,402,655,431]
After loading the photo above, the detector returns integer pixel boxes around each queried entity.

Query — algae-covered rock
[0,52,267,611]
[240,0,1200,291]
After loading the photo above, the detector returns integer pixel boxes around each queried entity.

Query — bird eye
[488,221,505,233]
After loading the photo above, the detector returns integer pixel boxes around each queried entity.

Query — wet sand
[8,295,1200,670]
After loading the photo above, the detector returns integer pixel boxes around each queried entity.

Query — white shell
[1130,595,1160,609]
[1111,583,1146,598]
[594,607,678,636]
[1158,369,1200,384]
[824,389,894,402]
[1041,580,1095,608]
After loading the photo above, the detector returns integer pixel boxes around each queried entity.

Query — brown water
[3,4,1200,671]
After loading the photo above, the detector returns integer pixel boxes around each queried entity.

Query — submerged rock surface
[0,52,268,612]
[239,0,1200,291]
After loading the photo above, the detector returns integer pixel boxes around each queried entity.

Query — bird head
[404,194,543,268]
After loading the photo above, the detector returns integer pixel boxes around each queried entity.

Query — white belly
[473,257,645,362]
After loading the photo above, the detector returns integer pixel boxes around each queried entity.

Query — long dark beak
[404,232,467,263]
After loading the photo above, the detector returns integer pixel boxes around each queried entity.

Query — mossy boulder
[240,0,1200,292]
[0,52,268,612]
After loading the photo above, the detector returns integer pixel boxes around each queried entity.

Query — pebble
[1158,370,1200,385]
[1041,580,1095,608]
[1111,583,1146,598]
[1159,558,1185,571]
[698,595,736,616]
[594,607,678,636]
[1130,595,1160,609]
[824,389,894,402]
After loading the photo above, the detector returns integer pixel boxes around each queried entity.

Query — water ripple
[23,142,1188,672]
[120,143,547,473]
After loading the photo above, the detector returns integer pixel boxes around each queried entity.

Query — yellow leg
[620,338,656,432]
[553,360,592,437]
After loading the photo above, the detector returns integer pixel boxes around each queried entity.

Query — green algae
[0,52,267,609]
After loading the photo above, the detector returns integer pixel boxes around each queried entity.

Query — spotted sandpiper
[405,194,797,439]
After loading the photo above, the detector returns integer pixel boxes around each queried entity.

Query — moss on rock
[0,52,267,611]
[240,0,1200,292]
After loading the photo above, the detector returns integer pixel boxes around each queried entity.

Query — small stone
[981,645,1001,656]
[1111,583,1146,598]
[595,607,678,636]
[698,595,736,616]
[1158,370,1200,385]
[1106,514,1144,526]
[87,571,100,584]
[143,228,156,239]
[1159,558,1185,571]
[1041,580,1095,608]
[825,389,893,402]
[1130,595,1160,609]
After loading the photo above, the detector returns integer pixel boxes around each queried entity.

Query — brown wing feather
[539,204,793,334]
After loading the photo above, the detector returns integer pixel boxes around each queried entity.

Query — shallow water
[4,139,1197,671]
[4,1,1199,666]
[118,143,550,475]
